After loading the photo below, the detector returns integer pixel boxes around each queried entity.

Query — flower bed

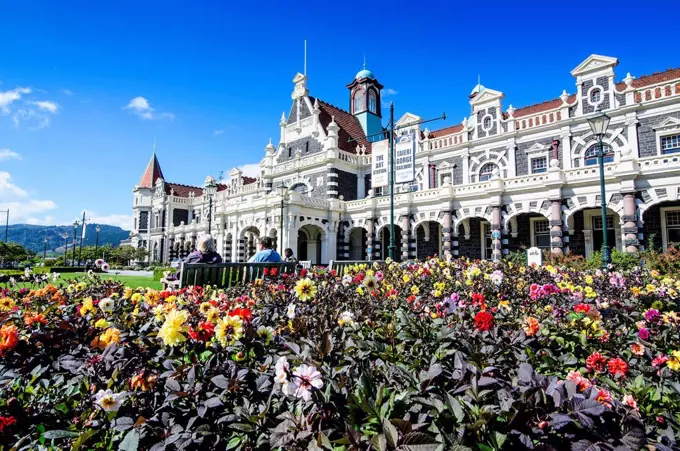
[0,260,679,450]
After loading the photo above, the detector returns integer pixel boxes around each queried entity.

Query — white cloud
[383,88,398,97]
[213,129,224,136]
[233,163,261,179]
[0,86,31,114]
[125,96,174,121]
[83,210,133,230]
[0,171,57,224]
[12,108,53,130]
[32,100,59,113]
[61,89,74,96]
[0,149,20,161]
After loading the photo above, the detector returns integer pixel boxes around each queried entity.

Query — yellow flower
[199,302,213,316]
[663,311,680,325]
[80,297,96,316]
[131,293,143,304]
[94,318,110,329]
[206,307,220,324]
[165,295,177,304]
[365,269,375,277]
[411,285,420,296]
[157,309,190,347]
[215,315,244,346]
[631,287,641,296]
[646,284,656,292]
[433,290,442,298]
[75,282,87,292]
[402,274,411,283]
[294,278,317,302]
[0,297,16,312]
[499,300,511,311]
[92,327,121,349]
[356,286,364,295]
[363,276,378,291]
[123,287,133,300]
[667,351,680,372]
[585,275,593,285]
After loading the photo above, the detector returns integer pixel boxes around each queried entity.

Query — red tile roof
[428,124,464,138]
[513,94,577,118]
[242,176,257,185]
[316,98,375,153]
[138,153,164,188]
[165,182,203,197]
[615,67,680,92]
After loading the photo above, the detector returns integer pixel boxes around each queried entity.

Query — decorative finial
[153,137,156,155]
[313,98,319,109]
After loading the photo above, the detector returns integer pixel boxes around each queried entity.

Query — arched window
[368,90,377,113]
[584,144,614,166]
[479,163,497,181]
[590,89,601,104]
[353,89,365,113]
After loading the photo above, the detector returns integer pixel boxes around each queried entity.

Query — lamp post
[204,176,218,235]
[78,211,88,267]
[95,224,101,258]
[61,233,69,264]
[72,221,78,266]
[43,237,48,262]
[350,103,446,260]
[276,184,288,255]
[587,111,612,269]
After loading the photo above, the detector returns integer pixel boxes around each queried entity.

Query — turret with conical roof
[138,145,165,189]
[346,61,383,141]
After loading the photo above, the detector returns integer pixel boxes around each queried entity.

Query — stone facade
[129,54,680,266]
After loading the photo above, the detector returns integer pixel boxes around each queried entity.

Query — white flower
[286,303,296,319]
[24,267,31,277]
[257,326,275,345]
[52,272,59,282]
[99,297,114,313]
[101,263,110,272]
[338,311,355,327]
[95,258,105,267]
[292,364,323,402]
[94,389,124,412]
[490,270,504,286]
[342,275,353,287]
[274,356,295,396]
[87,270,95,277]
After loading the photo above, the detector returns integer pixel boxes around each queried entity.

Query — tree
[0,242,31,262]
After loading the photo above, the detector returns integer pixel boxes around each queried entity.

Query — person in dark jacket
[184,235,223,264]
[164,235,222,283]
[284,248,297,262]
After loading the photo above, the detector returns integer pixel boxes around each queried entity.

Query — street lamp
[95,224,101,258]
[587,111,612,269]
[72,221,79,266]
[43,237,48,262]
[61,233,69,264]
[350,103,446,261]
[276,184,289,255]
[204,176,218,235]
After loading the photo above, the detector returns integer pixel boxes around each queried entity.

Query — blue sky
[1,0,678,229]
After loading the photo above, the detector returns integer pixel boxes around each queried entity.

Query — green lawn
[58,272,163,290]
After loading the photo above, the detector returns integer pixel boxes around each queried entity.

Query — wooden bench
[162,262,297,289]
[328,260,385,275]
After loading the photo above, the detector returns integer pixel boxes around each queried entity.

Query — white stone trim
[586,84,605,110]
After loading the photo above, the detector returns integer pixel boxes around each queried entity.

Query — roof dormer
[571,55,619,116]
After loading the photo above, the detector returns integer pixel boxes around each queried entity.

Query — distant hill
[4,224,130,254]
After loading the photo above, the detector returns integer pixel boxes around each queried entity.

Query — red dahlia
[607,358,628,377]
[474,311,494,331]
[586,352,607,372]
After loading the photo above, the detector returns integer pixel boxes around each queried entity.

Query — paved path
[107,270,153,277]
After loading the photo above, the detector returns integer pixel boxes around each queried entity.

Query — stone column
[356,169,366,200]
[401,214,410,261]
[168,237,175,260]
[326,164,338,199]
[550,199,564,255]
[366,219,375,261]
[622,192,639,253]
[491,205,502,261]
[179,236,186,258]
[442,211,452,258]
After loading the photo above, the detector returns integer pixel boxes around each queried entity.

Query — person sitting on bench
[163,235,223,284]
[248,237,282,263]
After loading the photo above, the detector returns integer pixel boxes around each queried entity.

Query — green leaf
[226,437,241,450]
[118,429,140,451]
[43,430,79,440]
[492,432,507,450]
[369,433,387,451]
[383,419,398,448]
[446,394,465,423]
[71,429,95,451]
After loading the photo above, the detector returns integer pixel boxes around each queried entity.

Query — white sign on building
[371,140,389,187]
[527,246,543,267]
[395,131,416,184]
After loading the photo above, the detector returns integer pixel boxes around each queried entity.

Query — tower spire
[153,137,156,155]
